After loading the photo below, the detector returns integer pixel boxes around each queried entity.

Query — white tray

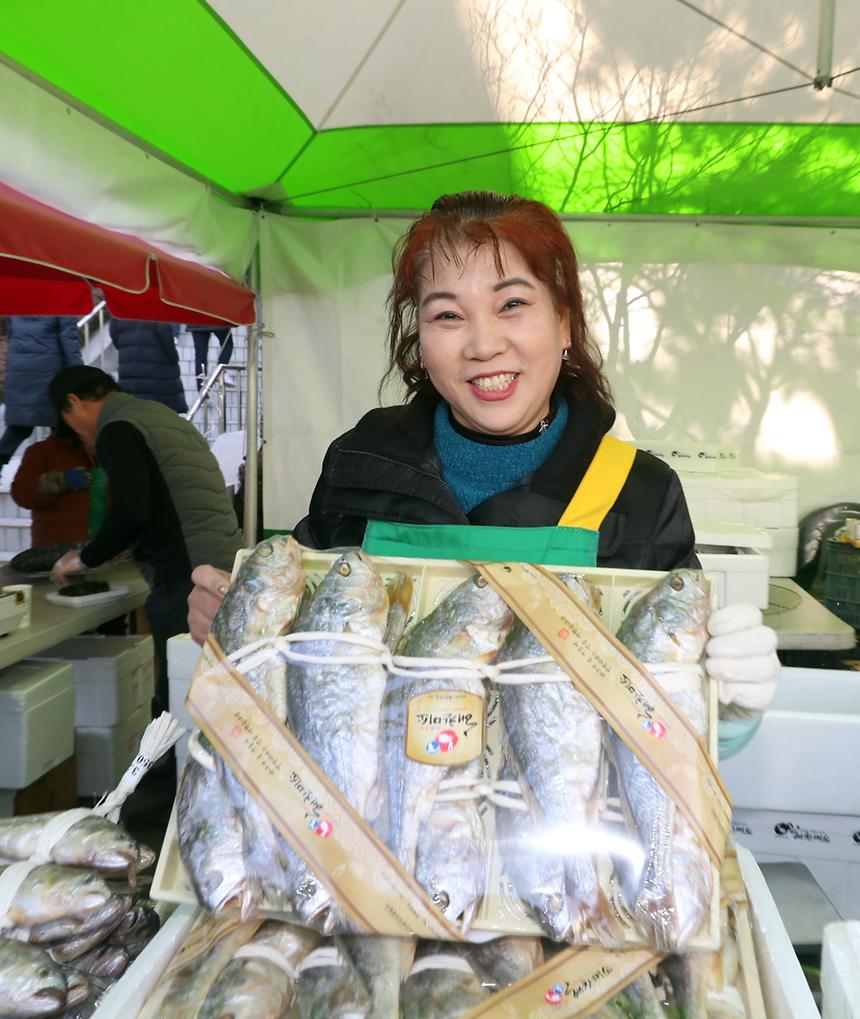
[46,585,130,608]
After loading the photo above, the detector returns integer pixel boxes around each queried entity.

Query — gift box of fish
[170,537,719,952]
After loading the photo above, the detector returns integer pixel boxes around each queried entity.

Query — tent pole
[815,0,836,89]
[243,240,262,547]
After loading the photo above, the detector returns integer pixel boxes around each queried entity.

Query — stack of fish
[177,538,715,954]
[0,813,160,1017]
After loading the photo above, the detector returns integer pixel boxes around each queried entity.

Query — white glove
[705,604,780,716]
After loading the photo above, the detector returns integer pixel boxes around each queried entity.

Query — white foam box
[719,667,860,816]
[679,468,799,530]
[695,547,769,608]
[638,438,741,473]
[167,634,201,775]
[0,660,75,789]
[737,847,822,1019]
[721,666,860,921]
[33,634,154,727]
[822,921,860,1019]
[75,700,150,798]
[767,526,800,578]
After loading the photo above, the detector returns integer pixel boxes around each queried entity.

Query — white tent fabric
[261,214,860,531]
[213,0,860,128]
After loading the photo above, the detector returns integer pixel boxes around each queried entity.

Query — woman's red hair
[382,190,612,410]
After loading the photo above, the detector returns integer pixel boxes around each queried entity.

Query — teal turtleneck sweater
[433,399,569,513]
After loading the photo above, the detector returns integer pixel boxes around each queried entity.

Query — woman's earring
[561,348,570,361]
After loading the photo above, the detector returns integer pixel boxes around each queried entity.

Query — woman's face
[417,241,570,436]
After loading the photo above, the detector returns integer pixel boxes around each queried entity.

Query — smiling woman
[188,190,705,645]
[285,190,698,569]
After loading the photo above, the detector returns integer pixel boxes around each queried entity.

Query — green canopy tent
[2,0,858,533]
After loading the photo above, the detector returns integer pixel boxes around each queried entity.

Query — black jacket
[109,319,187,414]
[293,385,698,572]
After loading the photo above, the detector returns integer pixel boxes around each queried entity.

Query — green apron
[363,435,637,569]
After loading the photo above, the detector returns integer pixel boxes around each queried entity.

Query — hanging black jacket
[293,383,698,571]
[109,319,187,414]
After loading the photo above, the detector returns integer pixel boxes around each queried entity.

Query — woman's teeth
[471,372,517,392]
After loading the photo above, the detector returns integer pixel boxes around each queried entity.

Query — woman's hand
[705,604,780,716]
[188,565,231,645]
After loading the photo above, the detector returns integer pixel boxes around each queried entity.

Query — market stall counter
[764,578,856,651]
[0,563,149,671]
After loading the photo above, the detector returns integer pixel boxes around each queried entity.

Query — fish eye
[546,893,565,916]
[433,889,450,909]
[259,544,273,558]
[670,574,684,591]
[474,575,488,589]
[337,562,352,577]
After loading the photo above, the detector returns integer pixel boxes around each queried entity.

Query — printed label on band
[406,689,485,765]
[460,946,660,1019]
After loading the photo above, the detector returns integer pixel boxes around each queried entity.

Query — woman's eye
[433,310,461,321]
[501,297,527,311]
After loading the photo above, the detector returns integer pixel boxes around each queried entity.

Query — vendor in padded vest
[47,365,243,714]
[187,191,780,753]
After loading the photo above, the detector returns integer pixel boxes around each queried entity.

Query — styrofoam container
[731,809,860,922]
[167,634,201,777]
[767,526,800,578]
[165,631,198,774]
[166,634,200,727]
[720,665,860,922]
[33,634,154,726]
[822,921,860,1019]
[637,438,741,473]
[737,846,821,1018]
[719,667,860,815]
[680,469,799,530]
[0,660,75,788]
[696,546,770,608]
[75,701,150,798]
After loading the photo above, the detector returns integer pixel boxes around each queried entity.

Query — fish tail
[633,887,679,952]
[566,863,624,944]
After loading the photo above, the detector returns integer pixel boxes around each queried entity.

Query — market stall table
[0,563,149,670]
[763,577,856,651]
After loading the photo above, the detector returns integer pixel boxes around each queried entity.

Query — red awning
[0,181,255,326]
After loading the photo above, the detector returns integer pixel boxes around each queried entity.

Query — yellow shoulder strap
[558,435,637,532]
